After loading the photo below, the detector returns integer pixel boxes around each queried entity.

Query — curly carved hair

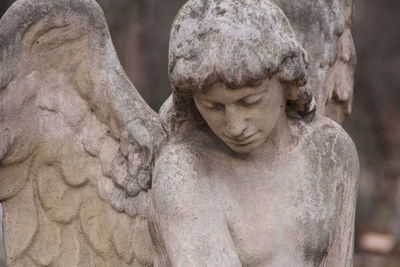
[167,0,316,131]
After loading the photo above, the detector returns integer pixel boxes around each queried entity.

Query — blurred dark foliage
[96,0,187,111]
[347,0,400,266]
[0,1,13,13]
[1,0,400,266]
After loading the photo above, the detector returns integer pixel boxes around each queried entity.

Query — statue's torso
[152,117,355,267]
[196,119,344,267]
[212,152,337,267]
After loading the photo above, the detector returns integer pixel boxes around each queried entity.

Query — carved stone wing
[0,0,166,266]
[272,0,356,123]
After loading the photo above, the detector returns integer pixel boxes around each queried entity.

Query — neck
[251,115,292,161]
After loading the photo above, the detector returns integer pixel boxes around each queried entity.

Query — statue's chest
[220,166,338,266]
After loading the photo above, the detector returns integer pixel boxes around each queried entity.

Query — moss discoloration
[169,0,307,92]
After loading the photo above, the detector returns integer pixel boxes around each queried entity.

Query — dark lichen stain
[215,6,227,16]
[302,220,330,266]
[217,9,227,15]
[197,32,207,40]
[303,243,329,266]
[189,0,210,19]
[190,9,201,19]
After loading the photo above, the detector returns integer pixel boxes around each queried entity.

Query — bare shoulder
[153,127,216,186]
[154,142,202,181]
[300,115,359,182]
[152,137,212,210]
[310,116,357,157]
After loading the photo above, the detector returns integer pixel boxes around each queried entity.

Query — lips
[224,131,260,146]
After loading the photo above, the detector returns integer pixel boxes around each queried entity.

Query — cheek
[196,106,224,132]
[251,100,284,131]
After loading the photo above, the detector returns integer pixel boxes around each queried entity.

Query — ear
[285,84,316,121]
[286,84,300,101]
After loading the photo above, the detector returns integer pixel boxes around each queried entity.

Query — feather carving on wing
[0,0,165,266]
[0,0,356,266]
[272,0,356,123]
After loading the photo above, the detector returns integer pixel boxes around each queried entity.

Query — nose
[224,106,247,139]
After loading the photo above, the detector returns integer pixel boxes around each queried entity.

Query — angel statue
[0,0,358,266]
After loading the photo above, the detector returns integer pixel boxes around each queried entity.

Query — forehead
[194,78,281,102]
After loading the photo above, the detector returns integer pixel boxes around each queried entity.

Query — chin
[225,139,264,154]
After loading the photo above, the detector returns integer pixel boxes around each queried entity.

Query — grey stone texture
[151,1,358,266]
[272,0,356,123]
[0,0,358,266]
[0,0,163,265]
[0,205,4,267]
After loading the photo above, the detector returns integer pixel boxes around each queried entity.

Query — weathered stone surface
[0,0,163,265]
[79,118,108,157]
[54,223,82,267]
[9,255,36,267]
[0,0,357,266]
[80,196,113,256]
[99,137,120,177]
[150,0,358,266]
[37,164,85,224]
[112,213,153,265]
[3,179,37,265]
[112,212,137,263]
[272,0,356,123]
[60,151,96,187]
[128,216,154,264]
[27,205,61,266]
[0,157,31,201]
[58,80,89,129]
[37,166,69,210]
[47,189,84,224]
[0,73,40,166]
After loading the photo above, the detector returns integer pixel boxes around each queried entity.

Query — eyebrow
[196,92,266,107]
[236,89,268,101]
[195,87,268,102]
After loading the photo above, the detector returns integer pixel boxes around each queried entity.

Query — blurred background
[0,0,399,266]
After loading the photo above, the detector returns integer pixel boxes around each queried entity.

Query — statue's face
[193,77,286,154]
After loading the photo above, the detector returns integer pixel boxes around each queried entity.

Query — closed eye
[238,95,265,107]
[199,100,225,111]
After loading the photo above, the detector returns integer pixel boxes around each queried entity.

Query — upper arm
[149,145,242,267]
[325,127,359,267]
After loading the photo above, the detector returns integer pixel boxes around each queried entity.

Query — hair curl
[167,0,316,131]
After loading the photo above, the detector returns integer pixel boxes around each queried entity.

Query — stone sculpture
[0,0,358,266]
[272,0,356,123]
